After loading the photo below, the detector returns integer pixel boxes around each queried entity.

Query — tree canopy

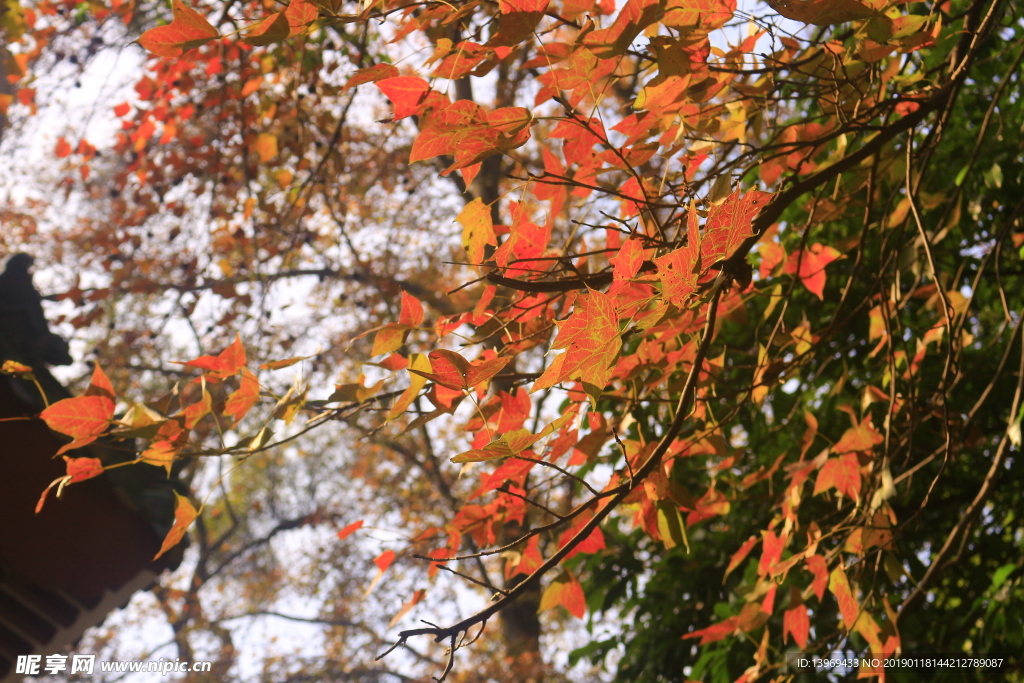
[2,0,1023,679]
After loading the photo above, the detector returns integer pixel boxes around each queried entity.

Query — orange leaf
[343,63,400,91]
[583,0,663,58]
[758,530,785,578]
[35,456,106,512]
[376,76,430,120]
[488,0,547,46]
[85,363,116,402]
[398,291,424,327]
[141,440,177,476]
[813,453,861,501]
[371,324,408,357]
[610,236,644,280]
[388,589,426,627]
[224,368,260,425]
[374,549,396,572]
[783,603,810,648]
[336,520,363,540]
[550,289,620,393]
[683,616,739,644]
[833,420,884,454]
[155,491,199,560]
[663,0,735,30]
[386,354,431,422]
[412,349,512,391]
[180,384,212,429]
[558,515,606,560]
[829,565,859,627]
[113,102,130,117]
[539,570,586,619]
[656,202,702,307]
[254,133,279,162]
[784,243,841,299]
[182,334,246,380]
[701,189,774,265]
[259,354,312,370]
[804,554,828,600]
[246,12,289,46]
[1,360,33,377]
[138,0,219,58]
[55,137,72,158]
[40,395,114,454]
[66,455,104,483]
[284,0,317,34]
[724,535,758,581]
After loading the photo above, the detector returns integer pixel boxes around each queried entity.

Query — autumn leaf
[765,0,879,25]
[488,0,547,46]
[365,549,397,596]
[758,530,785,578]
[724,536,759,581]
[137,0,219,58]
[224,368,260,425]
[371,324,408,357]
[538,289,620,402]
[387,354,431,421]
[783,603,810,648]
[40,395,115,455]
[388,589,426,627]
[452,409,574,462]
[583,0,663,58]
[662,0,735,31]
[336,520,363,540]
[375,549,396,572]
[155,491,199,560]
[254,133,279,162]
[398,290,424,327]
[539,570,586,619]
[457,198,496,268]
[784,243,841,299]
[141,440,177,476]
[376,77,431,120]
[55,137,72,158]
[829,565,860,627]
[701,189,774,265]
[411,349,512,391]
[558,513,607,559]
[683,616,739,644]
[610,236,644,281]
[246,12,289,46]
[259,355,313,370]
[35,456,106,512]
[182,334,246,380]
[85,363,117,402]
[284,0,318,34]
[832,419,884,454]
[814,453,862,501]
[2,359,34,379]
[180,382,212,429]
[343,63,400,92]
[656,202,702,307]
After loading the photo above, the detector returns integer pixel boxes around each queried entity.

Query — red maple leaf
[814,453,862,501]
[701,189,774,265]
[138,0,219,58]
[783,603,810,648]
[784,242,841,299]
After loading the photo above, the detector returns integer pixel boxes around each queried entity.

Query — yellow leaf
[155,492,199,560]
[254,133,278,162]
